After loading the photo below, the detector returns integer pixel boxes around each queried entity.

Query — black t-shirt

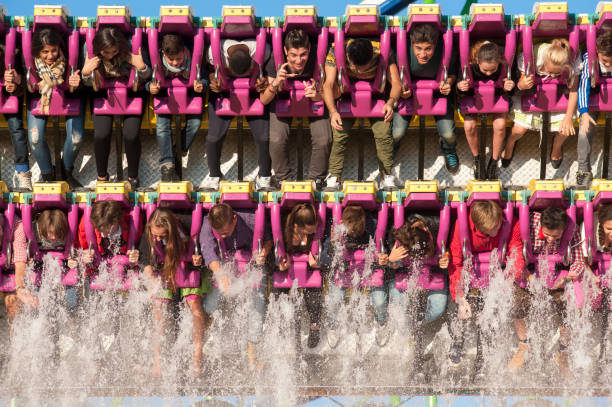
[264,45,317,81]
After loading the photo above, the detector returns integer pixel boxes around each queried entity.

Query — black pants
[274,286,322,326]
[206,96,271,178]
[93,115,142,179]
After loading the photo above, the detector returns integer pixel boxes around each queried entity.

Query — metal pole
[603,113,611,179]
[358,118,365,181]
[479,114,487,180]
[297,117,304,181]
[174,114,183,180]
[237,116,244,182]
[540,112,550,180]
[114,116,123,181]
[418,115,425,180]
[53,116,62,180]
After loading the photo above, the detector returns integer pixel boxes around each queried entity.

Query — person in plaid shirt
[507,207,585,376]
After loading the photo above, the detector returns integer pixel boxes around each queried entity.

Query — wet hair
[393,221,434,259]
[161,34,184,56]
[93,26,130,60]
[597,31,612,58]
[32,28,63,60]
[90,200,123,232]
[409,23,439,45]
[146,208,188,291]
[347,38,373,67]
[284,203,319,252]
[342,205,366,237]
[540,38,575,86]
[470,40,504,67]
[540,207,568,231]
[284,28,310,51]
[228,48,252,76]
[36,209,68,242]
[470,200,503,234]
[208,203,234,230]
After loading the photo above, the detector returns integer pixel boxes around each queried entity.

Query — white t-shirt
[206,38,271,68]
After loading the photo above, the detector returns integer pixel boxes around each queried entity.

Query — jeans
[269,112,332,181]
[328,117,394,178]
[370,278,448,325]
[578,112,597,172]
[155,114,202,165]
[392,102,457,153]
[203,276,267,344]
[206,95,271,178]
[5,106,29,172]
[27,108,85,174]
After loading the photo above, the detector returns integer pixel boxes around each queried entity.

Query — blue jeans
[27,108,85,174]
[392,102,457,153]
[5,106,29,171]
[155,114,201,165]
[370,278,448,325]
[203,276,267,344]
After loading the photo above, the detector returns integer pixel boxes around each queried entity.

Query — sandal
[550,137,564,170]
[501,138,520,168]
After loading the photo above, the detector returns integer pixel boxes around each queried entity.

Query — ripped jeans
[27,108,85,175]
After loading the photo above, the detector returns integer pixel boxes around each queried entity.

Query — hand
[580,112,597,135]
[17,288,39,310]
[388,241,409,263]
[278,256,289,271]
[400,88,412,99]
[438,254,450,269]
[503,78,515,92]
[567,270,579,282]
[83,249,95,265]
[82,56,101,77]
[559,115,576,137]
[456,79,470,92]
[5,82,16,93]
[308,252,319,268]
[208,73,221,93]
[382,102,394,123]
[255,250,267,266]
[255,76,268,93]
[304,79,318,99]
[130,49,147,71]
[439,80,451,95]
[193,80,204,93]
[192,254,203,267]
[220,275,230,294]
[377,253,389,266]
[67,258,78,269]
[518,74,534,91]
[127,249,139,264]
[149,81,161,95]
[330,111,343,131]
[457,297,472,320]
[273,63,293,88]
[69,69,81,88]
[4,68,18,84]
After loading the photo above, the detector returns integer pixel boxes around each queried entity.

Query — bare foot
[151,361,162,378]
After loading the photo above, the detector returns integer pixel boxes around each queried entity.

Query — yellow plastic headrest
[469,3,504,16]
[592,179,612,195]
[528,179,564,192]
[466,180,502,194]
[532,2,568,15]
[97,5,131,19]
[284,5,317,18]
[96,181,131,195]
[158,181,193,195]
[33,181,69,195]
[342,181,377,195]
[404,180,439,194]
[345,4,379,16]
[281,181,315,194]
[160,5,193,18]
[34,5,69,19]
[219,181,253,197]
[407,4,441,17]
[222,6,255,17]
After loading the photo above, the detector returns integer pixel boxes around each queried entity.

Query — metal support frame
[479,115,487,180]
[296,117,304,181]
[604,113,611,179]
[418,116,426,180]
[237,116,244,181]
[173,114,183,180]
[358,118,365,181]
[114,116,124,181]
[541,112,550,180]
[53,116,62,180]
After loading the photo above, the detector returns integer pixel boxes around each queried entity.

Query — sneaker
[314,178,324,191]
[486,157,499,180]
[375,322,394,347]
[160,163,179,182]
[201,176,220,190]
[576,170,593,188]
[448,342,464,366]
[444,151,460,174]
[128,177,140,191]
[325,175,341,191]
[41,172,55,182]
[14,171,32,191]
[255,175,273,191]
[508,341,528,372]
[380,174,397,191]
[307,324,320,349]
[64,171,83,190]
[327,327,340,349]
[472,156,481,180]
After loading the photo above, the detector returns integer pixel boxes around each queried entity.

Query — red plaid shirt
[508,211,585,282]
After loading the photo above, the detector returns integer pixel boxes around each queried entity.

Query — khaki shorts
[512,283,566,325]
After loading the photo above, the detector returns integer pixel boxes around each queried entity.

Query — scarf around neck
[162,47,191,80]
[35,49,66,114]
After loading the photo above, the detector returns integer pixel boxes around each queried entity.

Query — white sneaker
[255,176,272,190]
[325,175,341,190]
[380,174,397,190]
[201,176,220,190]
[375,322,394,347]
[327,328,341,349]
[14,170,32,191]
